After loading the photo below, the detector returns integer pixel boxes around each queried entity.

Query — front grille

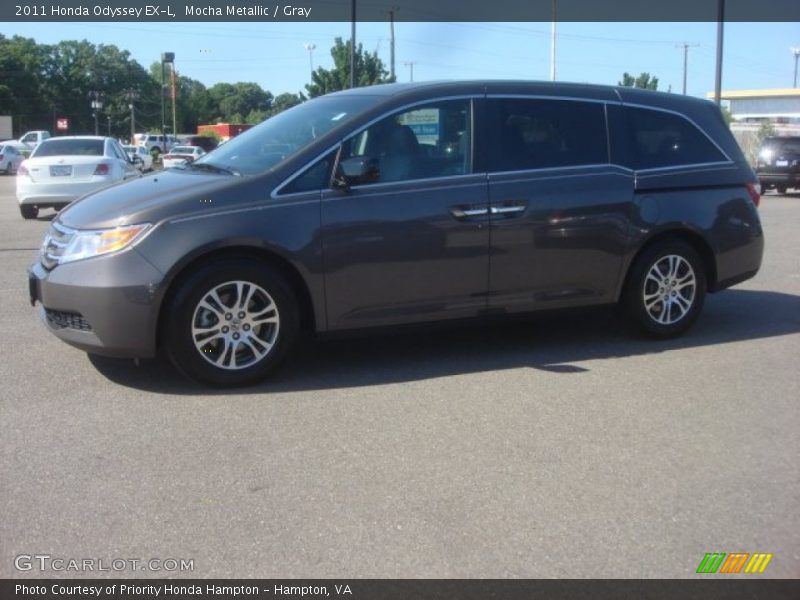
[40,220,76,270]
[45,309,92,332]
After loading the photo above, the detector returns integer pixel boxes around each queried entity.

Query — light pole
[792,47,800,88]
[126,90,138,144]
[350,0,356,88]
[304,43,316,78]
[160,52,174,152]
[404,61,416,82]
[89,91,102,136]
[550,0,557,81]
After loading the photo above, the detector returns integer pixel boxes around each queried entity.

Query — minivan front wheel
[164,259,299,386]
[624,240,706,338]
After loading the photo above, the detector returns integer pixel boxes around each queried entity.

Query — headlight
[55,223,151,265]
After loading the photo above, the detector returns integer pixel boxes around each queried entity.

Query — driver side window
[341,99,471,186]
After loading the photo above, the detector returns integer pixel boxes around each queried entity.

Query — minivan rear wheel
[624,240,706,338]
[163,259,299,386]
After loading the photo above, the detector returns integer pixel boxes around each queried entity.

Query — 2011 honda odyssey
[28,81,764,386]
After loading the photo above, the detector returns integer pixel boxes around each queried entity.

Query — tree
[305,37,394,98]
[619,72,659,90]
[208,82,272,123]
[0,35,51,133]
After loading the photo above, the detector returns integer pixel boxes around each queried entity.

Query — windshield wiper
[187,162,241,176]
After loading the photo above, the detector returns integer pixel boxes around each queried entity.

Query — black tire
[20,205,38,220]
[163,258,300,387]
[5,162,11,174]
[776,185,787,195]
[624,240,706,338]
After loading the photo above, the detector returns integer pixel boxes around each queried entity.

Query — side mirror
[333,156,380,191]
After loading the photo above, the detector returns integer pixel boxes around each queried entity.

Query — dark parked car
[28,81,764,386]
[756,135,800,194]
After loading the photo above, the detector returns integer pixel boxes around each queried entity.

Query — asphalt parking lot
[0,175,798,579]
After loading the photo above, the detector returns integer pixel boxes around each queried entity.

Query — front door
[322,98,491,330]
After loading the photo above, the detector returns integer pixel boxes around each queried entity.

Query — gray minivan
[29,81,764,386]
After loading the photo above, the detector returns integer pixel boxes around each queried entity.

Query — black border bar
[3,0,800,22]
[2,579,800,600]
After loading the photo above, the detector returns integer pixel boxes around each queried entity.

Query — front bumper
[28,249,165,358]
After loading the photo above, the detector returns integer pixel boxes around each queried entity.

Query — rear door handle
[490,202,528,216]
[450,205,489,220]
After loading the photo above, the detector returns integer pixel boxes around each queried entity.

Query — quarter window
[340,99,472,185]
[627,107,727,169]
[486,98,608,172]
[280,151,337,195]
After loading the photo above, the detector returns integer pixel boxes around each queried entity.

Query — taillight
[18,164,28,176]
[745,182,760,208]
[94,163,110,176]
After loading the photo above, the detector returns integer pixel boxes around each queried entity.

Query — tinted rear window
[32,139,105,157]
[628,107,726,169]
[486,98,608,172]
[763,138,800,154]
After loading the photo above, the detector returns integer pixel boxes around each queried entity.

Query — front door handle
[450,205,489,220]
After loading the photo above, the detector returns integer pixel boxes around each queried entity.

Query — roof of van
[328,80,717,109]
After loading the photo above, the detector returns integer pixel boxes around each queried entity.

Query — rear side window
[486,98,608,172]
[628,107,727,169]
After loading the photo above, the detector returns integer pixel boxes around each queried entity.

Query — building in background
[706,88,800,164]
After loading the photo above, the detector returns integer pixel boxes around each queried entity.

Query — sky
[2,21,799,99]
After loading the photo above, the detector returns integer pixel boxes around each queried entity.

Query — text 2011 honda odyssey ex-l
[28,81,764,386]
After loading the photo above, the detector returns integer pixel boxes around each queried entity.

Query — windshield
[32,139,105,157]
[194,94,379,175]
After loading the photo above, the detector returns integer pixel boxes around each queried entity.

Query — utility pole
[677,42,699,95]
[389,7,397,80]
[714,0,725,105]
[171,61,177,140]
[107,115,111,137]
[792,47,800,88]
[404,61,416,82]
[550,0,557,81]
[304,43,316,78]
[350,0,356,88]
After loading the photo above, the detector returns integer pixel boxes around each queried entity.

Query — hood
[58,169,272,230]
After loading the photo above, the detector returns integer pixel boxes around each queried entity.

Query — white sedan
[17,136,141,219]
[161,145,206,169]
[122,144,153,172]
[0,143,26,174]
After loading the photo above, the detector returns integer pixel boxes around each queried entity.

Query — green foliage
[197,129,221,140]
[720,106,733,127]
[619,72,659,90]
[305,37,394,98]
[0,35,313,137]
[756,120,777,145]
